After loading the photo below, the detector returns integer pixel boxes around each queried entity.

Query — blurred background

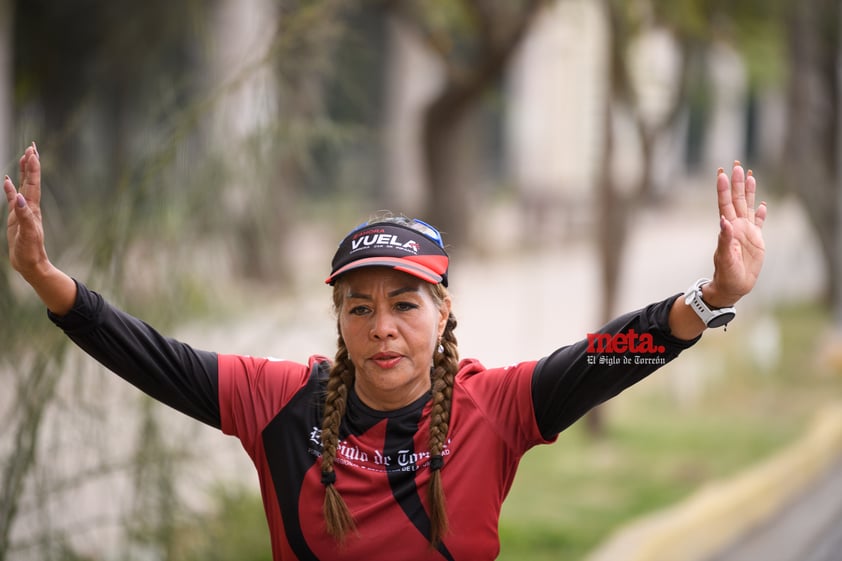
[1,0,841,560]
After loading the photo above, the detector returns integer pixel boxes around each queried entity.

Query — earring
[437,341,444,354]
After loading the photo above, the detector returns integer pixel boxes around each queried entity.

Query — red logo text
[586,329,666,354]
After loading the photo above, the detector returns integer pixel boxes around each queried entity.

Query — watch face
[708,311,736,328]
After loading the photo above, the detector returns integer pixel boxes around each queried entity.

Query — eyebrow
[347,286,420,300]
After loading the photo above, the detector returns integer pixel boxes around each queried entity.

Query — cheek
[338,320,362,358]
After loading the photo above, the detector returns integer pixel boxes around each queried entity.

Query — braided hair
[320,278,458,546]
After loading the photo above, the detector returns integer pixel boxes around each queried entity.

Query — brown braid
[320,323,357,541]
[427,283,459,546]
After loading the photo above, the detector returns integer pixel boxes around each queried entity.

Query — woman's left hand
[706,161,767,307]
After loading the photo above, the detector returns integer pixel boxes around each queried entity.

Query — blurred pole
[0,0,12,169]
[836,4,842,329]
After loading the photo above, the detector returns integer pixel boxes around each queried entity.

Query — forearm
[23,261,77,316]
[50,281,222,428]
[532,295,700,438]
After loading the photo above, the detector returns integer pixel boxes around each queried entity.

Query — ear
[437,295,452,338]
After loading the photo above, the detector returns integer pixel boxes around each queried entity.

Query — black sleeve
[49,280,221,429]
[531,294,699,440]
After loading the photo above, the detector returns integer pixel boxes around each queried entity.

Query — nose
[370,310,397,340]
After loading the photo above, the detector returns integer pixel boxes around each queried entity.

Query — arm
[4,143,76,315]
[532,295,697,439]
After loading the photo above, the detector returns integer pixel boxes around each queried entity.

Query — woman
[5,143,766,560]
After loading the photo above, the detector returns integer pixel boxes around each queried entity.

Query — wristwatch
[684,278,736,328]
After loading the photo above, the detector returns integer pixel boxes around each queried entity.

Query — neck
[353,377,432,412]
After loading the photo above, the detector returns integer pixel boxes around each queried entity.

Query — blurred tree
[783,0,842,315]
[0,0,11,161]
[211,0,353,282]
[383,0,548,248]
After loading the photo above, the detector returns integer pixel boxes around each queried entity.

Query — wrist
[21,258,57,287]
[700,282,737,309]
[26,262,77,317]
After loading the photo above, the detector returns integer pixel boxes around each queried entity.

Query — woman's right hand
[4,143,49,280]
[4,143,76,315]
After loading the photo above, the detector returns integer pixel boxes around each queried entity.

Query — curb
[584,403,842,561]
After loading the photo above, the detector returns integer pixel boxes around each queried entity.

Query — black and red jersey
[50,281,698,560]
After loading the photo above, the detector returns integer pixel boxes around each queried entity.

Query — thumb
[716,215,733,253]
[714,215,736,273]
[13,192,38,229]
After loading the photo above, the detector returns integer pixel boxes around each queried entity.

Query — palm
[712,163,767,303]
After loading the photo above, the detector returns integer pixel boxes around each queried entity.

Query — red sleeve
[457,358,554,454]
[217,354,323,456]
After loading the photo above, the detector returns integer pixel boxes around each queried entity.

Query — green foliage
[649,0,788,87]
[178,485,272,561]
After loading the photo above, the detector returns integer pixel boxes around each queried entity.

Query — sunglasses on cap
[346,218,445,249]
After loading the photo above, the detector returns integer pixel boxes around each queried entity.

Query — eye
[349,305,370,316]
[395,301,419,312]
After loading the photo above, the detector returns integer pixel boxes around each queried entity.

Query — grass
[497,301,842,561]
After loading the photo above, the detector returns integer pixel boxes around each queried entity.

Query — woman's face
[337,267,451,411]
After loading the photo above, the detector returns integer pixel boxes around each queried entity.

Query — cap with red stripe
[325,222,449,286]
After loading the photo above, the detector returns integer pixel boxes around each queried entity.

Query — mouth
[370,352,403,369]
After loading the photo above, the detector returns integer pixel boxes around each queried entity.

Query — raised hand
[4,143,76,315]
[709,161,767,307]
[4,143,48,279]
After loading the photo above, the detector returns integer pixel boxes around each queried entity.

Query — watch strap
[684,278,736,328]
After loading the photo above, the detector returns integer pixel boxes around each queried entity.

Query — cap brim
[325,256,443,285]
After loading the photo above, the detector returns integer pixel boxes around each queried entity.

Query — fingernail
[4,175,9,183]
[32,141,39,160]
[747,169,753,177]
[717,167,724,176]
[16,193,25,208]
[734,160,741,167]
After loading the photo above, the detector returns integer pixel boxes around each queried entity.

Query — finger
[716,167,737,221]
[755,201,767,229]
[3,174,16,206]
[730,161,747,218]
[718,215,733,252]
[18,142,41,205]
[745,169,756,224]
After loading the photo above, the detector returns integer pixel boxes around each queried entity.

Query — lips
[370,352,403,369]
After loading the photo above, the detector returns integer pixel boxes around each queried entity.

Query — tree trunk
[422,90,480,249]
[390,0,545,249]
[784,0,841,309]
[0,0,10,166]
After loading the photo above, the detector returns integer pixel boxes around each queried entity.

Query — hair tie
[430,455,444,471]
[321,470,336,486]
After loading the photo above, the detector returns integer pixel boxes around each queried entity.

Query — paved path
[706,456,842,561]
